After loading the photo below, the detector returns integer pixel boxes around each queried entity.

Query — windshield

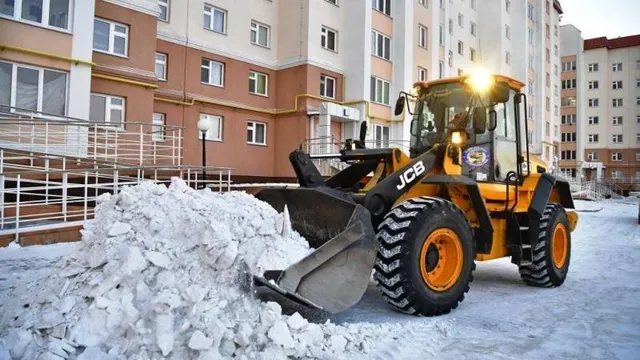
[409,81,511,156]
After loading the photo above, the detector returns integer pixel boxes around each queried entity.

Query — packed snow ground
[0,186,638,359]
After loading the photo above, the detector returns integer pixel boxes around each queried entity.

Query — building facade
[1,0,563,179]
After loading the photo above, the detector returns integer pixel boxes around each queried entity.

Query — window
[372,30,391,60]
[320,74,335,99]
[470,0,476,9]
[470,21,476,36]
[612,134,623,143]
[554,25,558,36]
[528,54,534,69]
[588,134,599,143]
[545,48,550,63]
[612,152,623,161]
[158,0,169,21]
[637,115,640,124]
[561,61,576,72]
[612,63,622,72]
[203,4,226,33]
[458,13,463,27]
[561,79,576,89]
[588,116,599,125]
[439,24,444,46]
[588,81,599,89]
[155,53,167,81]
[587,152,598,161]
[528,80,534,95]
[505,25,510,39]
[199,113,223,141]
[527,3,534,20]
[546,121,550,136]
[448,50,453,67]
[418,25,428,48]
[325,0,338,4]
[638,134,640,143]
[561,96,576,107]
[545,24,550,38]
[457,41,463,55]
[505,0,510,13]
[561,150,576,160]
[637,60,640,70]
[546,72,550,86]
[201,58,224,86]
[370,76,390,105]
[470,48,476,62]
[321,26,337,51]
[612,80,623,90]
[612,98,623,107]
[528,29,534,45]
[588,63,598,72]
[418,67,427,81]
[373,124,390,148]
[554,45,558,55]
[448,18,453,34]
[93,18,128,56]
[588,98,599,107]
[90,93,124,128]
[611,170,623,179]
[637,96,640,106]
[562,114,576,124]
[505,51,510,65]
[247,121,267,145]
[418,0,428,7]
[0,60,68,116]
[439,61,444,78]
[528,105,533,120]
[250,21,270,47]
[555,65,558,75]
[249,71,268,96]
[637,78,640,88]
[1,0,71,30]
[152,113,165,142]
[613,116,623,125]
[545,0,550,14]
[373,0,391,16]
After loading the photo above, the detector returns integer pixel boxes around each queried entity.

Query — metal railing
[0,106,183,166]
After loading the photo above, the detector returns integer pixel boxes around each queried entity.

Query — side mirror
[491,81,510,103]
[394,96,406,116]
[473,107,487,134]
[488,109,497,131]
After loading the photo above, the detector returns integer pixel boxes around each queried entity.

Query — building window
[505,25,510,39]
[587,152,598,161]
[554,45,558,55]
[546,72,550,86]
[561,61,576,72]
[561,114,577,124]
[637,96,640,106]
[588,63,598,72]
[457,41,463,55]
[505,0,510,13]
[0,60,68,116]
[448,50,453,67]
[418,67,427,81]
[373,124,390,148]
[505,51,510,65]
[155,52,167,81]
[247,121,267,145]
[418,24,428,48]
[418,0,427,7]
[611,170,623,179]
[554,25,558,36]
[158,0,169,21]
[470,48,476,62]
[321,26,337,51]
[637,78,640,87]
[612,63,622,72]
[201,58,224,86]
[470,21,476,36]
[613,116,623,125]
[612,80,623,90]
[588,134,599,143]
[439,61,444,78]
[325,0,338,4]
[371,30,391,60]
[637,134,640,143]
[458,13,463,27]
[545,48,550,63]
[250,21,270,47]
[90,93,124,128]
[561,79,576,89]
[612,134,623,143]
[372,0,391,16]
[320,74,336,99]
[612,152,623,161]
[370,76,390,105]
[528,80,534,95]
[613,98,623,107]
[203,4,226,33]
[528,54,534,69]
[527,3,534,20]
[545,0,550,14]
[152,113,165,142]
[470,0,476,9]
[561,96,576,107]
[249,71,268,96]
[528,29,534,45]
[93,18,128,57]
[588,80,599,89]
[588,116,599,125]
[199,113,223,141]
[439,24,444,46]
[448,18,453,34]
[1,0,71,30]
[545,24,550,38]
[588,98,599,107]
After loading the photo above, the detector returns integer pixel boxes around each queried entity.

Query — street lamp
[197,118,210,188]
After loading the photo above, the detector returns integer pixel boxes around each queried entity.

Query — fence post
[178,128,182,166]
[227,169,231,192]
[15,174,20,243]
[84,171,88,221]
[62,172,68,222]
[0,149,3,173]
[93,123,97,161]
[0,174,4,229]
[45,122,49,154]
[45,159,50,204]
[139,125,144,166]
[114,170,119,195]
[219,170,222,193]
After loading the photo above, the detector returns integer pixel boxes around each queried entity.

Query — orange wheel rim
[552,223,568,268]
[419,229,464,291]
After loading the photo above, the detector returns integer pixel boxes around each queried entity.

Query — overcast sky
[558,0,640,39]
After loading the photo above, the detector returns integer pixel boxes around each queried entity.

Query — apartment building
[0,0,563,179]
[581,34,640,189]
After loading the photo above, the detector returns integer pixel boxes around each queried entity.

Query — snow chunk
[286,312,307,330]
[188,330,213,350]
[268,320,295,348]
[144,251,171,269]
[108,222,131,237]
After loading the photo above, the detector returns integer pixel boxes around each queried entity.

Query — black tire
[519,202,571,287]
[373,196,476,316]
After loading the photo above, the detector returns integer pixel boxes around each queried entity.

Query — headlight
[451,131,463,144]
[465,69,495,93]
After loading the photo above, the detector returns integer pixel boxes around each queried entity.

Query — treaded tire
[373,196,476,316]
[519,202,571,287]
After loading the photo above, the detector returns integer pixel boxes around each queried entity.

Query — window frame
[612,134,623,143]
[588,116,599,125]
[155,52,167,81]
[418,66,427,82]
[371,29,392,61]
[320,74,336,99]
[588,134,599,143]
[612,98,623,107]
[93,17,129,57]
[201,58,225,87]
[249,70,268,96]
[370,76,391,106]
[158,0,169,22]
[372,0,391,16]
[321,26,338,52]
[199,113,223,141]
[373,123,390,149]
[247,120,267,146]
[90,92,125,129]
[612,152,623,162]
[203,4,226,34]
[250,20,271,48]
[152,112,165,142]
[0,0,72,31]
[418,24,428,49]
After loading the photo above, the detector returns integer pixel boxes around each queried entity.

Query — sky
[558,0,640,39]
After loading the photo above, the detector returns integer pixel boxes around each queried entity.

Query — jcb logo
[397,161,426,190]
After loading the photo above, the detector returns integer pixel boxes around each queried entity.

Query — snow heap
[0,178,394,360]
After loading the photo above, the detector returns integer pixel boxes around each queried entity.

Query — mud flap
[252,187,377,313]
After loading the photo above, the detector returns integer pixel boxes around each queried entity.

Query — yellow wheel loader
[252,71,579,316]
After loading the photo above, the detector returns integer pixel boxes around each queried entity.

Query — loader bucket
[252,187,377,314]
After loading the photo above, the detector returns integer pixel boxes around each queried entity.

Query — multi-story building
[581,34,640,189]
[0,0,563,180]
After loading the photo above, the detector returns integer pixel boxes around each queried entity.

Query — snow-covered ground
[1,193,638,359]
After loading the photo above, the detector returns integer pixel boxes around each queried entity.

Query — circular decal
[463,146,489,167]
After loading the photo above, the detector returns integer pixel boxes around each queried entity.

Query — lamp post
[197,118,210,188]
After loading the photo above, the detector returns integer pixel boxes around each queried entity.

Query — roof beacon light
[465,69,495,93]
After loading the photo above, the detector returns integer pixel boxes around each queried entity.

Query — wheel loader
[251,71,579,316]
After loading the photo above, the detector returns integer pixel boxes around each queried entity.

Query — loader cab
[397,72,529,184]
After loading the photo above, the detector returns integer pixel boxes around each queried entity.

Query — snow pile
[0,178,395,360]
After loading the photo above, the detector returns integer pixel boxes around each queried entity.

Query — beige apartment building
[1,0,562,180]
